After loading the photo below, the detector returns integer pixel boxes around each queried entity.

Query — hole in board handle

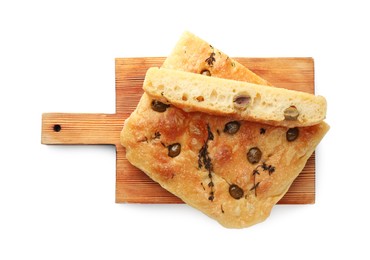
[53,124,61,132]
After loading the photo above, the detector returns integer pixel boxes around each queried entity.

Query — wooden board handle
[41,113,125,146]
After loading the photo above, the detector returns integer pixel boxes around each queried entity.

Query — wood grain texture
[42,57,315,204]
[42,113,125,145]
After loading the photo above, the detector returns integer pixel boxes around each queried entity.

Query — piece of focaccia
[121,31,328,228]
[162,31,271,85]
[143,67,327,128]
[121,94,329,228]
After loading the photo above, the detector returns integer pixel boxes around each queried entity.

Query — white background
[1,0,369,259]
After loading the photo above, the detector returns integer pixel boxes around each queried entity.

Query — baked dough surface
[163,31,271,86]
[120,94,329,228]
[143,67,327,127]
[120,31,329,228]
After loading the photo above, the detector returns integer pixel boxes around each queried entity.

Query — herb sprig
[251,162,275,196]
[198,124,215,201]
[205,45,216,67]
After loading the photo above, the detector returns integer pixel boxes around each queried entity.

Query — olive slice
[233,94,251,109]
[229,184,244,200]
[284,106,299,120]
[168,143,181,158]
[247,147,262,164]
[224,121,240,135]
[200,69,211,76]
[151,100,170,113]
[286,127,299,142]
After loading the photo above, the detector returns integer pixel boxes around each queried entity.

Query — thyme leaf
[205,52,216,67]
[261,162,275,175]
[153,131,161,140]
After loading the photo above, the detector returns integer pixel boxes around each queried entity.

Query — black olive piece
[224,121,240,135]
[151,100,170,113]
[200,69,211,76]
[286,127,299,142]
[229,184,244,200]
[247,147,262,164]
[168,143,181,158]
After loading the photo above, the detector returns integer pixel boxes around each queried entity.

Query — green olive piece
[247,147,262,164]
[233,94,251,109]
[224,121,241,135]
[284,106,299,120]
[151,100,170,113]
[168,143,181,158]
[286,127,299,142]
[200,69,211,76]
[229,184,244,199]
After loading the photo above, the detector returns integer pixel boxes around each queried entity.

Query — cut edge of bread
[143,67,327,127]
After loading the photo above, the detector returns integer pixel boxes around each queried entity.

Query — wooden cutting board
[41,57,315,204]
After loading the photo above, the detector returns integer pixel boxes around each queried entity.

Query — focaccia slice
[120,94,329,228]
[143,67,327,127]
[162,31,271,85]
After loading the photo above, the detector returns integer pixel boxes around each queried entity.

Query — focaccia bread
[121,94,329,228]
[121,31,329,228]
[162,31,271,85]
[143,67,327,127]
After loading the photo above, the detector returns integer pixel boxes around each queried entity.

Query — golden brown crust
[162,31,271,85]
[120,31,329,228]
[121,94,329,228]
